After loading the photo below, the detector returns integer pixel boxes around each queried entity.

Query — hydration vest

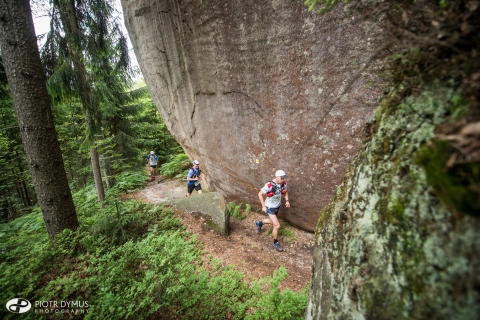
[148,154,157,165]
[266,181,287,197]
[190,167,201,178]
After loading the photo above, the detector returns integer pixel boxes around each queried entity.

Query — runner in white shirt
[145,151,158,179]
[256,170,290,252]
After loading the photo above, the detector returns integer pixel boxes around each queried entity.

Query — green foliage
[47,231,198,319]
[39,0,183,194]
[0,57,35,220]
[245,267,308,320]
[227,201,247,220]
[168,263,307,320]
[0,208,50,307]
[267,221,296,242]
[0,190,307,319]
[159,153,191,178]
[415,139,480,217]
[304,0,349,15]
[89,201,150,245]
[105,171,148,196]
[51,88,182,191]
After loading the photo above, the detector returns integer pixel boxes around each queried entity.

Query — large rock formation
[305,87,480,319]
[121,0,382,231]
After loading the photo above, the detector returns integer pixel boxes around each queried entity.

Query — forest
[2,0,480,319]
[0,0,308,319]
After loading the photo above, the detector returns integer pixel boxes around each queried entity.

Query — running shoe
[273,242,283,252]
[255,221,263,232]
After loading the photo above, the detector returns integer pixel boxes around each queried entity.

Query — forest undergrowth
[0,170,307,319]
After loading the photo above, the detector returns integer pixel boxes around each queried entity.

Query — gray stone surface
[305,88,480,319]
[167,192,229,235]
[120,0,384,231]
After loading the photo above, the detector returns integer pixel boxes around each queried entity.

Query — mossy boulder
[306,86,480,319]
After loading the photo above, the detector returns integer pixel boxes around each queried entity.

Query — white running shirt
[261,181,287,209]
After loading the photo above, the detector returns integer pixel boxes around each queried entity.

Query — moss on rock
[415,139,480,217]
[306,84,480,320]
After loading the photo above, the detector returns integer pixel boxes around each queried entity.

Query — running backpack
[148,154,158,165]
[189,167,201,178]
[266,181,287,197]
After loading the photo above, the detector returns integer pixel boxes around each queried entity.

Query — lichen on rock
[306,85,480,319]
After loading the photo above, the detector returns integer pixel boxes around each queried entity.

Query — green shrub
[159,153,191,178]
[1,188,307,319]
[267,221,296,242]
[106,171,149,196]
[227,201,246,220]
[245,267,308,320]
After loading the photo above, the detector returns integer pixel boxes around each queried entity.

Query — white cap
[193,160,200,165]
[150,151,154,154]
[275,170,288,179]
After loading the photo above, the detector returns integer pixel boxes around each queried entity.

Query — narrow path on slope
[127,176,315,292]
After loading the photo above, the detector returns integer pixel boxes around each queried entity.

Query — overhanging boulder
[121,0,383,231]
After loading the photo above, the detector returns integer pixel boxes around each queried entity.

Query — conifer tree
[0,0,79,236]
[42,0,135,201]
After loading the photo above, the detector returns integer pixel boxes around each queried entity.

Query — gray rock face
[168,192,229,235]
[121,0,382,231]
[305,88,480,319]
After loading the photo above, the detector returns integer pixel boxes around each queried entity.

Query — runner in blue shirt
[186,160,203,196]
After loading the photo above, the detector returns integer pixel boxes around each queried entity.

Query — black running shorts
[187,183,201,194]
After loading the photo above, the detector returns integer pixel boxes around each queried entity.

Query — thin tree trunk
[12,168,29,208]
[12,169,23,203]
[0,0,79,236]
[102,154,116,189]
[21,176,32,207]
[84,111,105,202]
[16,181,27,207]
[58,0,106,202]
[7,199,15,220]
[0,204,8,222]
[16,151,32,206]
[90,147,105,202]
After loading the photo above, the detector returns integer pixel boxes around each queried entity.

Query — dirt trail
[128,177,315,292]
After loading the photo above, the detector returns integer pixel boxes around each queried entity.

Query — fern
[159,153,191,178]
[227,201,247,220]
[1,193,307,320]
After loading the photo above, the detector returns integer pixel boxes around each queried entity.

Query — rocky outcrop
[167,192,230,235]
[305,87,480,319]
[121,0,383,231]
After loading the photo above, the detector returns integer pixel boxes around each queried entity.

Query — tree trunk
[90,147,105,202]
[0,0,79,236]
[16,152,32,206]
[7,199,15,220]
[15,180,26,207]
[0,204,8,222]
[101,152,116,189]
[21,176,32,207]
[12,170,24,204]
[57,0,106,202]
